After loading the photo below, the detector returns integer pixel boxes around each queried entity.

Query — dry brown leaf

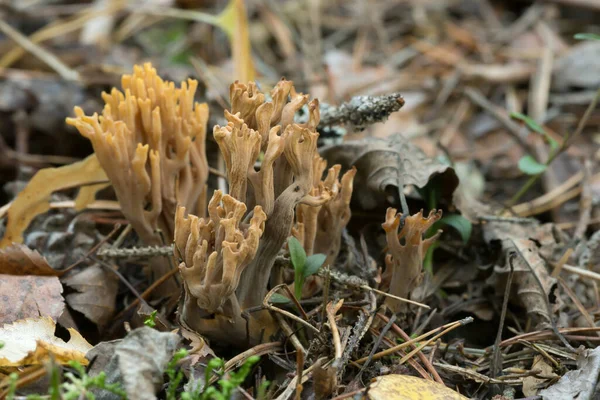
[320,135,458,210]
[63,264,118,328]
[180,326,216,365]
[484,222,565,327]
[0,153,108,247]
[0,316,92,366]
[368,374,469,400]
[523,355,557,397]
[0,244,60,276]
[0,275,64,325]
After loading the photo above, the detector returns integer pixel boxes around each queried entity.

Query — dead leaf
[539,347,600,400]
[180,326,216,365]
[0,316,92,366]
[0,275,64,324]
[368,374,469,400]
[320,135,458,210]
[85,327,180,400]
[484,222,565,328]
[313,360,338,400]
[523,355,557,397]
[217,0,254,82]
[0,153,108,248]
[553,41,600,91]
[0,244,60,276]
[63,264,118,328]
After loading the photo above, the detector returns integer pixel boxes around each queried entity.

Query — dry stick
[370,329,430,380]
[574,159,594,239]
[0,19,79,81]
[397,318,473,366]
[92,256,150,309]
[224,341,282,373]
[550,248,573,278]
[376,313,443,384]
[557,276,600,337]
[464,87,536,155]
[354,317,473,364]
[512,171,584,215]
[490,253,514,394]
[499,326,600,348]
[352,314,397,386]
[274,357,328,400]
[320,269,430,309]
[263,284,320,334]
[511,240,575,353]
[112,267,179,322]
[0,365,46,398]
[60,224,122,275]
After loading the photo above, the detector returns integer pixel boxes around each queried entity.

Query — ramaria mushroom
[382,208,442,314]
[177,80,333,343]
[175,191,269,344]
[66,63,209,286]
[67,63,209,245]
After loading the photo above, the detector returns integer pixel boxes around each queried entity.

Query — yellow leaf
[216,0,254,82]
[75,182,110,211]
[0,154,108,248]
[0,316,92,366]
[368,375,469,400]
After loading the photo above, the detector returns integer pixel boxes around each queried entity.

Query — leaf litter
[0,1,600,399]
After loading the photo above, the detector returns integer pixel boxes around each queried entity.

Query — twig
[0,19,79,81]
[97,245,173,259]
[376,313,443,384]
[508,85,600,207]
[464,87,536,155]
[274,357,327,400]
[354,317,473,364]
[61,223,122,274]
[317,93,405,131]
[397,318,473,366]
[319,269,430,309]
[263,285,320,334]
[351,314,396,386]
[491,253,514,394]
[337,292,376,378]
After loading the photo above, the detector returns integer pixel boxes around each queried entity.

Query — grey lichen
[317,93,405,131]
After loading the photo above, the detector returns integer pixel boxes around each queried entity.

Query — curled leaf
[0,154,108,248]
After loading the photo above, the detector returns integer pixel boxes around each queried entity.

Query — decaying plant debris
[1,1,600,399]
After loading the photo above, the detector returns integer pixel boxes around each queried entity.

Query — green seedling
[144,310,158,328]
[511,112,559,177]
[574,33,600,41]
[287,237,327,300]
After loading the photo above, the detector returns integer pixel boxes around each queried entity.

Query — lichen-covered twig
[317,93,404,131]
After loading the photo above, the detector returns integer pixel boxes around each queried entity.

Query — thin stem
[507,85,600,206]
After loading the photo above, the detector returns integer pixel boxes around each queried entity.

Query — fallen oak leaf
[0,244,61,276]
[0,153,108,248]
[320,135,459,210]
[0,275,64,325]
[0,316,92,366]
[63,264,118,329]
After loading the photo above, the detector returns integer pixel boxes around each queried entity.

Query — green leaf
[511,112,559,151]
[518,155,547,175]
[574,33,600,41]
[511,112,545,135]
[270,293,291,304]
[288,237,306,272]
[303,253,326,278]
[440,214,472,244]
